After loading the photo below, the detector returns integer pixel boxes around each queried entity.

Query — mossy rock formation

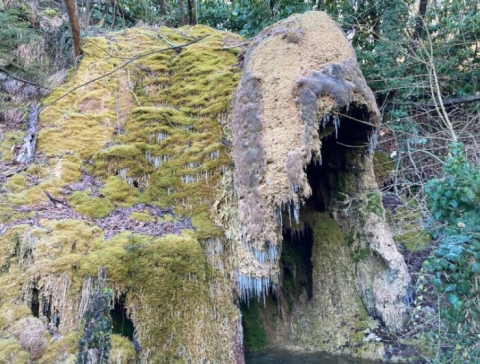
[0,11,411,363]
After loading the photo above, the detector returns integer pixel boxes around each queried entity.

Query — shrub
[423,143,480,362]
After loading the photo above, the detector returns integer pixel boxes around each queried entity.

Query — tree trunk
[413,0,428,41]
[65,0,82,57]
[187,0,196,25]
[158,0,168,16]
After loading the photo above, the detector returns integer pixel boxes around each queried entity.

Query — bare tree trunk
[65,0,82,57]
[158,0,168,15]
[413,0,428,41]
[187,0,196,25]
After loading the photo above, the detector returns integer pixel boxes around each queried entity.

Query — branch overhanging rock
[42,35,209,109]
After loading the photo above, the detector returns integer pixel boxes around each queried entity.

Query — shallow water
[245,349,380,364]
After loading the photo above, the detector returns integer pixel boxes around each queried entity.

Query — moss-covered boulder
[0,25,243,363]
[0,11,415,363]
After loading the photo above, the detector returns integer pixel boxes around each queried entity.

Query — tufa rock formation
[229,12,411,346]
[0,11,412,363]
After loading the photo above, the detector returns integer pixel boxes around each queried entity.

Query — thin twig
[41,35,209,109]
[220,41,250,50]
[0,68,51,90]
[157,33,178,47]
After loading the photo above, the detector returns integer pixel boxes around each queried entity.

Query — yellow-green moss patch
[0,338,29,363]
[3,174,27,193]
[110,335,136,363]
[69,191,115,218]
[0,131,23,161]
[386,198,431,251]
[130,211,155,222]
[100,176,138,207]
[0,24,243,363]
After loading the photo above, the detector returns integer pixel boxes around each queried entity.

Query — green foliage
[424,143,480,362]
[426,144,480,227]
[199,0,311,37]
[0,7,37,62]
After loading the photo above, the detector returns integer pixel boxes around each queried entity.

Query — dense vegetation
[0,0,478,362]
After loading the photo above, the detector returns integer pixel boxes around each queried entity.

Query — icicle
[267,243,277,262]
[118,168,128,182]
[293,204,300,224]
[288,204,292,227]
[275,208,283,225]
[210,150,220,160]
[236,272,270,304]
[333,116,340,139]
[322,115,328,128]
[156,132,168,143]
[181,175,197,184]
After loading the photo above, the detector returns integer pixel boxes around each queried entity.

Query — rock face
[0,11,411,363]
[1,25,244,363]
[230,11,411,354]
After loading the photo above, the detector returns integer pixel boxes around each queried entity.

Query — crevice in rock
[31,287,40,318]
[111,295,135,341]
[281,226,313,305]
[44,296,60,328]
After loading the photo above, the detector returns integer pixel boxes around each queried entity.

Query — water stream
[245,349,381,364]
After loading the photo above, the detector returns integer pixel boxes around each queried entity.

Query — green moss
[241,301,268,351]
[41,8,59,17]
[110,335,136,363]
[313,213,343,244]
[0,225,27,271]
[25,164,48,179]
[69,191,115,218]
[38,117,113,160]
[4,174,27,193]
[130,211,155,222]
[0,131,22,161]
[158,213,174,223]
[386,198,431,251]
[0,304,30,330]
[0,25,244,363]
[281,272,295,312]
[0,338,29,363]
[191,211,221,239]
[353,247,370,263]
[60,155,82,183]
[373,151,395,187]
[37,331,79,364]
[100,176,138,207]
[366,191,384,217]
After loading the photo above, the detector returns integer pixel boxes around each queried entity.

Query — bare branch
[42,35,209,109]
[0,68,50,90]
[419,94,480,108]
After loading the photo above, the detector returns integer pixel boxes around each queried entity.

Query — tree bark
[187,0,196,25]
[65,0,82,57]
[413,0,428,41]
[158,0,168,15]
